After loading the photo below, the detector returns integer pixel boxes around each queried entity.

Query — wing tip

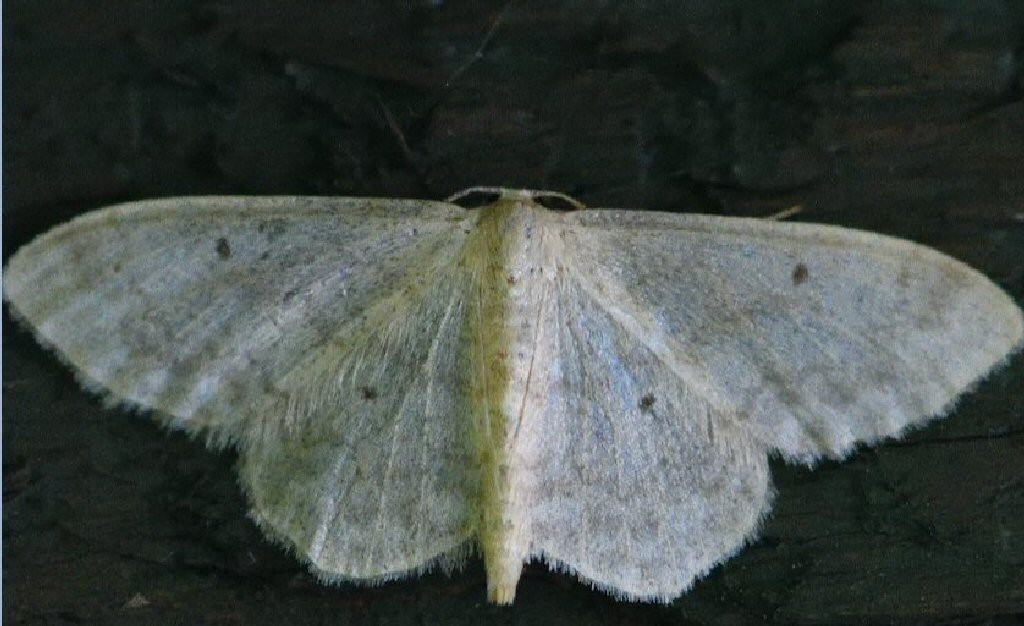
[779,311,1024,469]
[5,292,236,453]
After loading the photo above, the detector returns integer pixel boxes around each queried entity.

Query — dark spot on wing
[258,219,288,242]
[792,263,808,285]
[282,287,299,303]
[897,267,912,287]
[359,386,378,400]
[639,393,656,411]
[216,237,231,260]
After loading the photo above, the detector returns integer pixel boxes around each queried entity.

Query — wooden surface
[4,2,1023,624]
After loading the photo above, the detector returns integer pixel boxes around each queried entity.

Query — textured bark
[4,1,1023,624]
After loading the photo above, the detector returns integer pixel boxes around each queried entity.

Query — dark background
[4,2,1024,624]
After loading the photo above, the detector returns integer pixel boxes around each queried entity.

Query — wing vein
[567,269,729,414]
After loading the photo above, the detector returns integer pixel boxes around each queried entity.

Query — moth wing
[514,260,771,601]
[558,210,1023,463]
[515,209,1021,600]
[239,252,480,580]
[3,196,480,578]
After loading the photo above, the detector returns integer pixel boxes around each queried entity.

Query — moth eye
[448,189,502,209]
[532,193,581,212]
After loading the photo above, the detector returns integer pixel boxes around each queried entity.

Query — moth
[4,188,1022,603]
